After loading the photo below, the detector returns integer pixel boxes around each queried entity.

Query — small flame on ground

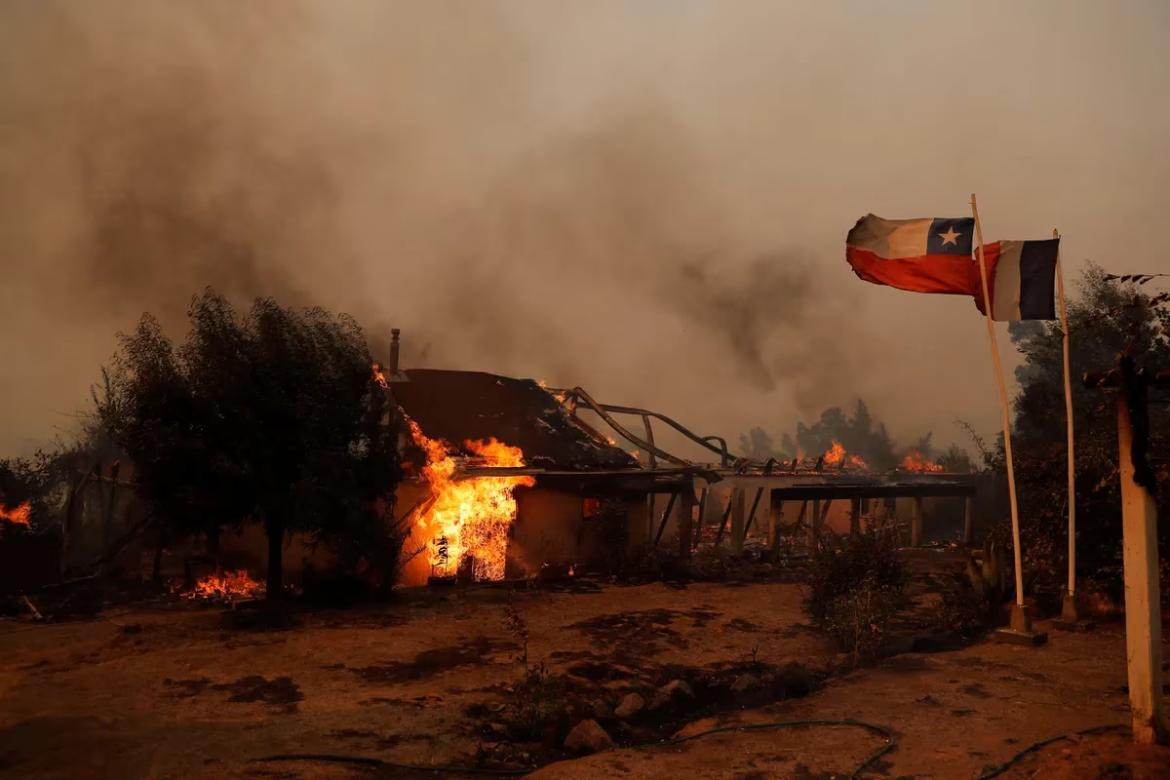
[900,450,944,473]
[0,502,31,528]
[409,421,535,582]
[823,441,867,470]
[187,570,265,601]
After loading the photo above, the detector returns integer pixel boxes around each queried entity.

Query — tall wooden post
[730,488,745,553]
[849,497,861,536]
[1053,228,1081,622]
[1116,361,1166,744]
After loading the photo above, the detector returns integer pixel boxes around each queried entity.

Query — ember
[409,420,535,582]
[900,450,944,473]
[0,501,31,529]
[187,570,265,601]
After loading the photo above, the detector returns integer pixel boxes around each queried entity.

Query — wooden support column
[1116,365,1167,744]
[910,497,924,547]
[849,497,861,536]
[693,487,708,551]
[810,499,821,547]
[730,488,746,553]
[768,495,783,553]
[676,485,695,559]
[963,497,975,547]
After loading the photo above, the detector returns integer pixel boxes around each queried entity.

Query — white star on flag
[938,226,961,246]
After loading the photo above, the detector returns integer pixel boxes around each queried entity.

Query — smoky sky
[2,1,1169,459]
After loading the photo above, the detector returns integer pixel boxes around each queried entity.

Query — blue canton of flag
[924,218,974,257]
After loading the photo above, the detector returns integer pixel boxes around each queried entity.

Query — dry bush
[804,531,907,664]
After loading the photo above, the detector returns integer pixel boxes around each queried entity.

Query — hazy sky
[2,1,1168,459]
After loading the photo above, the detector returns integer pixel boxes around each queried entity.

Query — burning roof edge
[390,369,640,471]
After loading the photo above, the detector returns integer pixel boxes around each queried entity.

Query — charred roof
[391,369,638,471]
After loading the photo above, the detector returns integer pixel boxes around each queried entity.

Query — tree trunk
[265,517,284,602]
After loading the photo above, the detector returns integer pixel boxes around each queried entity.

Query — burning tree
[96,290,401,600]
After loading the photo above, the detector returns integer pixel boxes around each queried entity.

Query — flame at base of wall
[409,421,534,582]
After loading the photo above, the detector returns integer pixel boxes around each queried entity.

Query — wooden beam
[653,492,678,547]
[740,487,765,543]
[850,497,861,536]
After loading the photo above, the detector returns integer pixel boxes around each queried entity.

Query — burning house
[381,330,978,587]
[388,365,704,586]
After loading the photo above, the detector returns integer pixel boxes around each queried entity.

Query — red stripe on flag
[846,247,978,296]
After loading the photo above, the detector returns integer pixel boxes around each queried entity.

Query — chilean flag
[846,214,977,295]
[974,238,1060,321]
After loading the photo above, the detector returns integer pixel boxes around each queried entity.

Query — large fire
[186,570,265,601]
[900,450,944,473]
[0,501,32,529]
[409,421,535,581]
[823,441,867,470]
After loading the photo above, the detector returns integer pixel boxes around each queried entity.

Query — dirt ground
[1,570,1167,779]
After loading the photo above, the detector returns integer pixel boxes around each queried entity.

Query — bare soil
[0,568,1167,779]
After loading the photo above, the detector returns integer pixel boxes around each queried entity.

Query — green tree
[1007,263,1170,589]
[96,290,401,600]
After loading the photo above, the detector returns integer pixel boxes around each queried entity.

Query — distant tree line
[739,400,973,473]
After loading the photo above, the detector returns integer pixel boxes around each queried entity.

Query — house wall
[506,487,582,577]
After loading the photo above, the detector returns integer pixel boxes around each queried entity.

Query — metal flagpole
[1053,228,1078,608]
[970,194,1028,618]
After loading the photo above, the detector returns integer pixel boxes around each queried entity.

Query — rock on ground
[563,719,614,753]
[614,692,645,720]
[651,679,695,710]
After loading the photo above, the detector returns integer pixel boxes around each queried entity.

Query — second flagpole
[1053,228,1082,624]
[970,194,1031,631]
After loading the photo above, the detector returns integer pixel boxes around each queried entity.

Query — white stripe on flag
[992,241,1023,321]
[884,221,931,259]
[847,215,932,258]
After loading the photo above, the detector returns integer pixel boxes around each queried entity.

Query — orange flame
[409,421,535,581]
[0,502,31,528]
[187,570,264,601]
[822,441,867,470]
[371,362,388,389]
[900,450,944,473]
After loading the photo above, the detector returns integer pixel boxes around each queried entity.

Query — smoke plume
[2,1,1168,458]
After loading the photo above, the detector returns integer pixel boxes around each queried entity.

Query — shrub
[804,531,907,663]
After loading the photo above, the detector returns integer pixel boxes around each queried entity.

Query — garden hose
[254,716,898,778]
